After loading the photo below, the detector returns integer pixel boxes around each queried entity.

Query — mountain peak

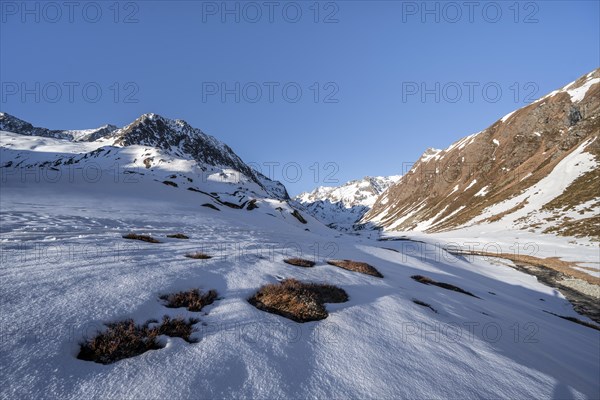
[0,112,289,200]
[295,175,401,231]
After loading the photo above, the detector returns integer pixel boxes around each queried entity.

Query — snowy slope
[364,68,600,241]
[295,176,401,231]
[1,130,599,399]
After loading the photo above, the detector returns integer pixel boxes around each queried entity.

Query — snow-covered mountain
[0,112,288,200]
[364,68,600,240]
[2,109,599,399]
[295,175,401,230]
[0,112,119,142]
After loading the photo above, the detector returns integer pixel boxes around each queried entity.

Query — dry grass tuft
[78,316,201,363]
[122,233,161,243]
[411,275,479,298]
[167,233,189,239]
[326,259,383,278]
[154,315,200,342]
[185,252,212,260]
[77,319,161,364]
[283,258,316,268]
[248,278,348,322]
[160,288,218,312]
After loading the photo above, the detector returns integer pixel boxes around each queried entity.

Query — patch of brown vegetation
[167,233,189,239]
[283,258,316,268]
[78,316,201,364]
[248,278,348,322]
[122,233,160,243]
[77,319,161,364]
[326,259,383,278]
[160,288,218,312]
[184,252,212,260]
[542,160,600,213]
[485,198,529,223]
[411,275,480,298]
[543,215,600,241]
[154,315,200,342]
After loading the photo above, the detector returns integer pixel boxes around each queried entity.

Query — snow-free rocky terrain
[364,68,600,241]
[1,103,599,398]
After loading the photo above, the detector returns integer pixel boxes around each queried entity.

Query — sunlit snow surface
[1,132,599,399]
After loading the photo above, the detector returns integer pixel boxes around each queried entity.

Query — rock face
[295,176,401,230]
[108,113,288,199]
[0,112,288,200]
[364,69,600,240]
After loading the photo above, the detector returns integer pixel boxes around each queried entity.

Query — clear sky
[1,0,598,195]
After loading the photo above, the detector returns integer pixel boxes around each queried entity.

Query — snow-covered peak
[0,112,289,200]
[295,175,401,230]
[297,175,401,208]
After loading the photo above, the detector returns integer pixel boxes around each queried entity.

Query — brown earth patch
[160,288,218,312]
[326,259,383,278]
[167,233,189,239]
[184,252,212,260]
[248,279,348,323]
[122,233,160,243]
[283,258,316,268]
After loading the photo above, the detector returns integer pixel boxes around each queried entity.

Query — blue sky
[1,1,598,195]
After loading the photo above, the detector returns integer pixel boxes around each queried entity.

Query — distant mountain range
[294,176,401,231]
[2,68,598,241]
